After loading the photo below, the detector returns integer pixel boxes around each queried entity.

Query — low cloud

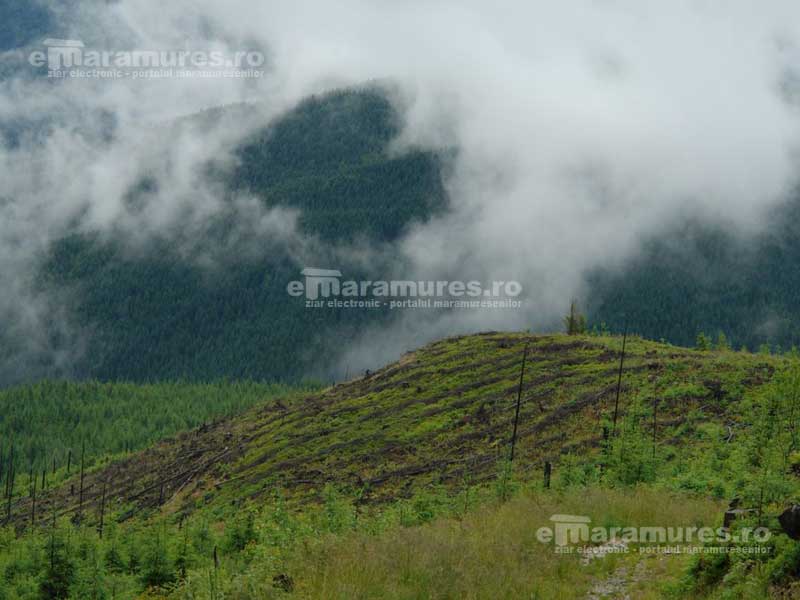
[4,0,800,378]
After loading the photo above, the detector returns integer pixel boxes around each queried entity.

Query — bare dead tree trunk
[50,502,57,571]
[78,441,85,524]
[611,321,628,436]
[98,479,107,539]
[652,398,658,459]
[509,342,530,463]
[5,443,14,524]
[30,471,36,527]
[3,442,12,502]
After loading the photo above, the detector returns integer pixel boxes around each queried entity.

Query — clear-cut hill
[13,332,785,526]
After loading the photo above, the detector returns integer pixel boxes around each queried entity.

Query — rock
[723,508,757,529]
[474,402,490,424]
[779,506,800,540]
[704,380,726,402]
[273,573,294,592]
[723,510,738,529]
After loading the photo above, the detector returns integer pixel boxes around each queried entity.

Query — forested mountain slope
[0,380,310,482]
[36,89,447,384]
[589,205,800,352]
[11,84,800,388]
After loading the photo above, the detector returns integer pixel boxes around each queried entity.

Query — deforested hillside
[2,332,800,598]
[8,332,788,523]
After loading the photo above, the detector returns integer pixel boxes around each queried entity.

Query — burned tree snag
[611,322,628,436]
[509,342,530,463]
[77,442,85,524]
[98,479,107,538]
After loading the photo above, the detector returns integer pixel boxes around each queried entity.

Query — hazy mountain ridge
[14,85,800,387]
[28,89,447,386]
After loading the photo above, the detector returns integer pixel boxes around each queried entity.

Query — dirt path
[585,560,649,600]
[583,539,658,599]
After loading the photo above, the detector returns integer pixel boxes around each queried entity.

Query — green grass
[0,481,723,599]
[1,331,799,598]
[261,487,719,600]
[7,332,790,525]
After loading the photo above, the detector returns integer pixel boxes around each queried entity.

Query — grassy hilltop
[8,333,786,518]
[1,332,800,597]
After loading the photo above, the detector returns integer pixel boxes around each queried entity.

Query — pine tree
[696,332,711,351]
[140,530,175,589]
[715,331,730,351]
[563,300,587,335]
[39,533,74,600]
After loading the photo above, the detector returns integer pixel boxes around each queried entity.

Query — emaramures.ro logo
[28,39,265,79]
[287,268,524,310]
[539,514,772,557]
